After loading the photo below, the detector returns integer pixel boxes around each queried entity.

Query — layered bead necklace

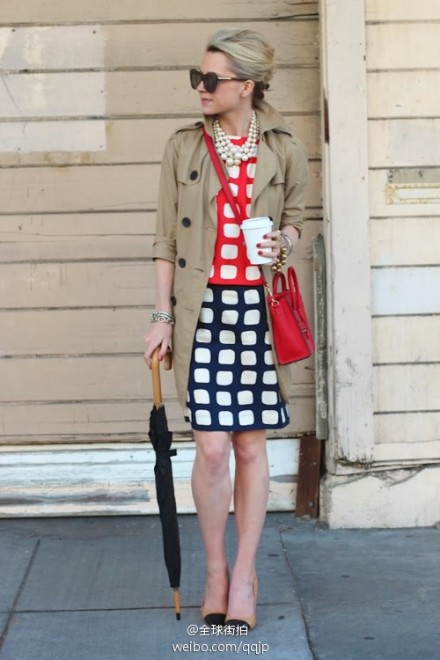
[213,110,259,167]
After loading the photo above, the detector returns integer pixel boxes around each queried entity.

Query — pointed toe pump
[200,606,227,626]
[201,570,229,626]
[225,577,258,631]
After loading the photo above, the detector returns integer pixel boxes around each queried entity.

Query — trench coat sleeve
[152,136,179,263]
[280,138,309,238]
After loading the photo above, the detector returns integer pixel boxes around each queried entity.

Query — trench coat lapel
[207,151,222,225]
[251,139,277,209]
[201,124,222,230]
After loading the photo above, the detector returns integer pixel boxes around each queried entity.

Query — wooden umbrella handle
[151,348,172,407]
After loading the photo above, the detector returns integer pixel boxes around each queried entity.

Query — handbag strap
[202,126,244,222]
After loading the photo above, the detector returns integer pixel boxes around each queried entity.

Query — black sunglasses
[189,68,248,93]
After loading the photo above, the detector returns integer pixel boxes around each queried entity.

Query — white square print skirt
[185,284,290,431]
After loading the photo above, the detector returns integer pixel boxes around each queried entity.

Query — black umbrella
[149,348,181,620]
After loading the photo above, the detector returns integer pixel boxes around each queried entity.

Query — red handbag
[267,267,315,364]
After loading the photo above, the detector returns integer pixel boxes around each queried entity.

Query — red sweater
[208,138,263,286]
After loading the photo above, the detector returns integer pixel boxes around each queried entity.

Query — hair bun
[206,28,275,108]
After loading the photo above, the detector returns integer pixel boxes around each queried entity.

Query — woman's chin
[201,101,216,114]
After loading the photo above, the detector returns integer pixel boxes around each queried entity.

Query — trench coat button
[182,217,191,227]
[178,258,186,268]
[189,170,198,181]
[170,296,177,306]
[194,121,203,127]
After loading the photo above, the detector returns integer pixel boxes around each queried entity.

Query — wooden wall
[366,1,440,457]
[0,1,321,446]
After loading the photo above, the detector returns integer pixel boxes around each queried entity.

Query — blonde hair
[206,27,276,107]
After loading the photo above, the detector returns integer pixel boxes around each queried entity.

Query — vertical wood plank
[313,233,328,441]
[319,0,375,465]
[295,436,322,517]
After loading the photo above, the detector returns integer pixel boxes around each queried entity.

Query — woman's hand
[257,229,281,264]
[143,321,173,369]
[257,227,300,264]
[257,230,283,264]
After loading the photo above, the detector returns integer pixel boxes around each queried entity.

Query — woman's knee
[232,430,267,465]
[194,431,231,473]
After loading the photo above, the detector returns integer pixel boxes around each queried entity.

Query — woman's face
[195,51,251,116]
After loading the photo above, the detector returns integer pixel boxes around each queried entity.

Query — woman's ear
[241,80,255,98]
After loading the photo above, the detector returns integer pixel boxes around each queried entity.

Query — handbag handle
[272,271,286,294]
[272,266,303,313]
[287,265,301,308]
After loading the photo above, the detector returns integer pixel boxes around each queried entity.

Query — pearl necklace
[213,111,259,167]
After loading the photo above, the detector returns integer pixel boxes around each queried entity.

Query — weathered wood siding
[366,1,440,455]
[0,1,321,446]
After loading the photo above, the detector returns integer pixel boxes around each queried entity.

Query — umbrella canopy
[148,349,181,620]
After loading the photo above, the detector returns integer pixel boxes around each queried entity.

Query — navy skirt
[185,284,290,431]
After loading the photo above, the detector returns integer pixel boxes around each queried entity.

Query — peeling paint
[271,475,295,484]
[372,467,424,486]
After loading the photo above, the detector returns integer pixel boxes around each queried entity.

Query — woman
[144,27,308,630]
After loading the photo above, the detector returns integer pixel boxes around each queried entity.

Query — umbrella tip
[173,589,181,620]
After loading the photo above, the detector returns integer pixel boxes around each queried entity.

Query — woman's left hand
[257,227,300,264]
[257,230,282,263]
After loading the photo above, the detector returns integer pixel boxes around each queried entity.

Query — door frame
[319,0,375,469]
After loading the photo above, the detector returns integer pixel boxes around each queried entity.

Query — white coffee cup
[240,216,273,265]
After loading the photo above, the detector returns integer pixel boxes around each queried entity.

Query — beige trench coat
[152,101,309,410]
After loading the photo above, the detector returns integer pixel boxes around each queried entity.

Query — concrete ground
[0,513,439,660]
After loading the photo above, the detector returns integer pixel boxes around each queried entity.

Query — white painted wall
[366,3,440,462]
[319,0,375,468]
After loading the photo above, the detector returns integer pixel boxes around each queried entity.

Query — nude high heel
[201,569,229,626]
[225,576,258,631]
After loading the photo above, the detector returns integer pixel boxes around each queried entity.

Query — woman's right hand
[143,322,173,369]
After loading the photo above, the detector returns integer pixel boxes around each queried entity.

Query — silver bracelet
[150,311,175,325]
[280,231,294,256]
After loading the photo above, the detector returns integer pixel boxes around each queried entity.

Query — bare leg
[191,430,232,612]
[227,429,269,618]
